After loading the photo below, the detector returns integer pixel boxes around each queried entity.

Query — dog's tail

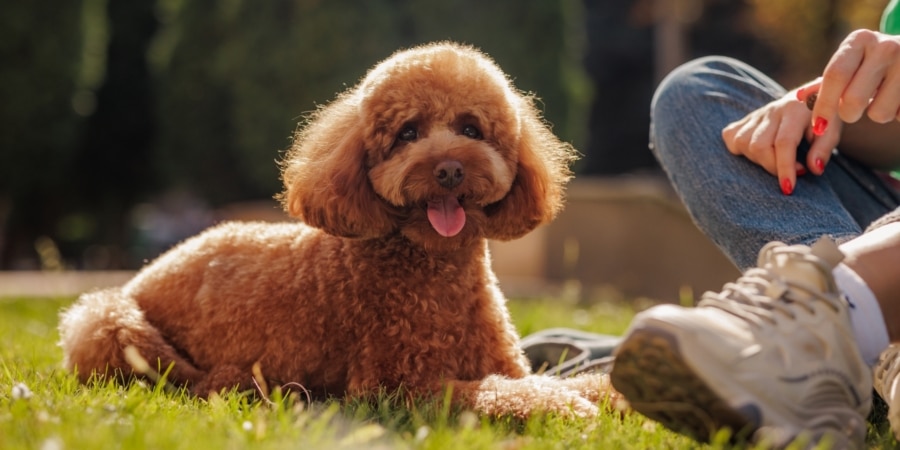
[58,288,204,389]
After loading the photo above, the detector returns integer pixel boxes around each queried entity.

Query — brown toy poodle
[58,41,621,418]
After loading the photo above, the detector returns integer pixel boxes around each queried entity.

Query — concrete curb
[0,271,135,298]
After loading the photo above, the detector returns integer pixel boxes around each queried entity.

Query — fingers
[796,79,827,140]
[773,110,807,195]
[736,30,900,194]
[867,68,900,123]
[806,122,841,177]
[722,115,756,156]
[841,35,900,123]
[722,95,813,195]
[795,86,838,176]
[796,77,822,105]
[810,30,869,131]
[808,30,900,130]
[722,113,777,173]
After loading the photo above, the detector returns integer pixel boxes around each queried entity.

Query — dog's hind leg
[58,288,204,389]
[190,364,256,398]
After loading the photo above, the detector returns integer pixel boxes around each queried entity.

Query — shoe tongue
[810,236,845,267]
[765,237,844,296]
[768,255,827,298]
[427,195,466,237]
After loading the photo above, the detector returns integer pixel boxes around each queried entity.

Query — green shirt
[883,0,900,35]
[881,0,900,176]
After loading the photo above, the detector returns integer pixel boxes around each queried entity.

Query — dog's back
[59,220,530,396]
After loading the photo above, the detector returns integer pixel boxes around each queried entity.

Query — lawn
[0,295,896,449]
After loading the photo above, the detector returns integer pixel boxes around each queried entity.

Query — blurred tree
[153,0,260,206]
[71,0,160,268]
[0,0,84,268]
[579,0,656,175]
[579,0,781,175]
[153,0,573,207]
[750,0,888,86]
[2,0,889,269]
[390,0,574,147]
[691,0,782,75]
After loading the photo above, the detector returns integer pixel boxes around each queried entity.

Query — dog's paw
[554,389,601,418]
[464,374,601,419]
[557,372,629,412]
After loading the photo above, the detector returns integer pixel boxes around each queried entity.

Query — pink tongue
[426,195,466,237]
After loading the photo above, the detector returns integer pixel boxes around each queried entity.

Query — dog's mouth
[426,194,466,237]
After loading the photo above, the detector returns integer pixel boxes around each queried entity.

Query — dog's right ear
[279,96,396,238]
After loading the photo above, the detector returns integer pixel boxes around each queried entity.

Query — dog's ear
[484,99,577,241]
[279,96,396,238]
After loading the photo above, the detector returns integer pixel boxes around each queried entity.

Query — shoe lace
[875,345,900,400]
[698,243,841,327]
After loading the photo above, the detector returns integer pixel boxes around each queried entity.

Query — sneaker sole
[610,325,760,443]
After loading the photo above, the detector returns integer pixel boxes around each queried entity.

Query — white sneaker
[875,344,900,440]
[610,238,871,449]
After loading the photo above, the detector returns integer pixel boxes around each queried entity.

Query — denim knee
[654,56,740,102]
[651,56,757,124]
[649,56,781,162]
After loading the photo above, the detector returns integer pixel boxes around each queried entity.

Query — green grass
[0,296,896,449]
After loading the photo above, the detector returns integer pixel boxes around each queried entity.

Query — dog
[58,41,621,418]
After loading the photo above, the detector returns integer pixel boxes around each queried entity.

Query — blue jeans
[650,56,900,270]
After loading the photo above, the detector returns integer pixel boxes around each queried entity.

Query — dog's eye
[462,125,482,140]
[398,126,418,142]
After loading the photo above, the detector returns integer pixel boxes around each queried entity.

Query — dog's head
[280,42,577,251]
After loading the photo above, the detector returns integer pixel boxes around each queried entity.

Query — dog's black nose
[434,160,464,189]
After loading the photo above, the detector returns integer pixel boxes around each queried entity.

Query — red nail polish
[814,158,825,173]
[796,87,805,101]
[813,117,828,136]
[781,178,794,195]
[796,167,807,176]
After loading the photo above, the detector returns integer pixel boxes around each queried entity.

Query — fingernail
[796,87,805,101]
[796,167,807,176]
[781,178,794,195]
[814,158,825,173]
[813,117,828,136]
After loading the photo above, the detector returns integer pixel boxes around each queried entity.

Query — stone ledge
[0,271,134,298]
[489,175,740,301]
[0,175,740,301]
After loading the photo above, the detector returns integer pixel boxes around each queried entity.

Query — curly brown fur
[58,42,620,418]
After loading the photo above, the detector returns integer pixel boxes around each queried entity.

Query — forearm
[838,115,900,170]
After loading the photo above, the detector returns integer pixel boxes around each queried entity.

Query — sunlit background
[0,0,890,280]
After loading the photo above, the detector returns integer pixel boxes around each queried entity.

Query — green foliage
[749,0,890,85]
[1,0,894,270]
[0,0,578,268]
[153,0,574,205]
[0,0,84,196]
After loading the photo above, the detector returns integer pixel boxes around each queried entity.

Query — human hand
[797,29,900,166]
[721,91,841,195]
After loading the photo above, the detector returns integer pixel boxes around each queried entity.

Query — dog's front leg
[556,372,628,412]
[438,375,602,419]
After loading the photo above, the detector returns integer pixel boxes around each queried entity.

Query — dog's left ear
[484,101,577,241]
[279,96,396,238]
